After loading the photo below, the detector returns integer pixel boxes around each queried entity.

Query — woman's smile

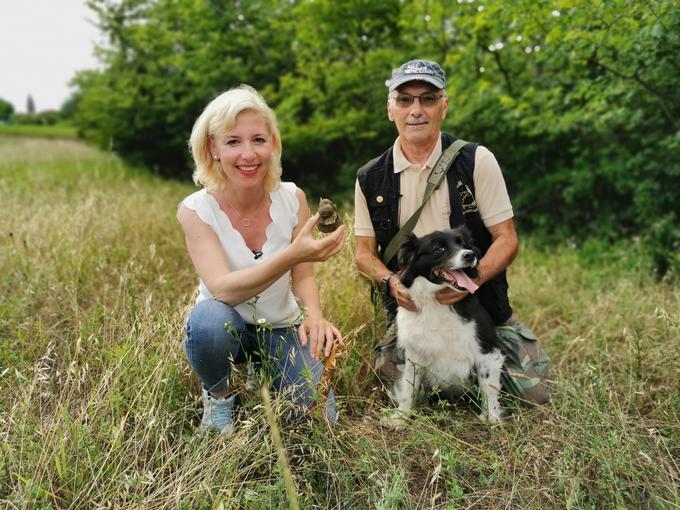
[237,163,260,175]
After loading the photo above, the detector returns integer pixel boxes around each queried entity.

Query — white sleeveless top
[181,182,302,327]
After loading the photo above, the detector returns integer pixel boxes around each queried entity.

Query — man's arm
[355,235,391,282]
[355,235,417,311]
[476,218,518,285]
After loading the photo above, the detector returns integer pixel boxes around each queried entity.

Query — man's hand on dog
[389,276,417,311]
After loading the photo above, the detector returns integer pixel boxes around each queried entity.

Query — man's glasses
[392,92,443,108]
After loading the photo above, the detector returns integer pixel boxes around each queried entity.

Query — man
[354,59,550,405]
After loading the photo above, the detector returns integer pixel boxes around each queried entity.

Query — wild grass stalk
[261,386,300,510]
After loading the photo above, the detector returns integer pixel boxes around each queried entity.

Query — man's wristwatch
[380,272,395,294]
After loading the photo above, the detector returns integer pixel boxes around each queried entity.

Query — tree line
[0,94,78,127]
[72,0,678,276]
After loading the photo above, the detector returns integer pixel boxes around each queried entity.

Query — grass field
[0,123,78,139]
[1,137,678,509]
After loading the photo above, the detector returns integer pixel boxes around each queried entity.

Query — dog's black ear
[397,233,418,270]
[397,233,418,288]
[400,270,415,288]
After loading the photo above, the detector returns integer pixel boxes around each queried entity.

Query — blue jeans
[184,299,336,420]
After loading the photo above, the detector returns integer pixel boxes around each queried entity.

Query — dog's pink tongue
[451,271,479,293]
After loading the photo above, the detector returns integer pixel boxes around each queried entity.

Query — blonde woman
[178,85,345,434]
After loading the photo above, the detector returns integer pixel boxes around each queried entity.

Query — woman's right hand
[290,213,346,263]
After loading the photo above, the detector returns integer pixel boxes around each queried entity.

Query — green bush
[0,97,13,121]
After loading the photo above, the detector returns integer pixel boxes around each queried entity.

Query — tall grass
[1,137,678,509]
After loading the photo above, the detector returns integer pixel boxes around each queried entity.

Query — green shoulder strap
[381,139,468,266]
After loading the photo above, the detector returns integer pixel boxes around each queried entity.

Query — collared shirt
[354,134,513,237]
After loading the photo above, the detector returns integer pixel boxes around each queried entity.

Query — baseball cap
[387,59,446,91]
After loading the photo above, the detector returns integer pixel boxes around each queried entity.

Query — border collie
[393,226,504,423]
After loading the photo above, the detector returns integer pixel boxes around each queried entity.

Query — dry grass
[1,137,678,509]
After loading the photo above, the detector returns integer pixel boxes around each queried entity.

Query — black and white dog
[393,226,505,423]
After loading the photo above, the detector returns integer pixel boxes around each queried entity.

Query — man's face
[387,82,448,148]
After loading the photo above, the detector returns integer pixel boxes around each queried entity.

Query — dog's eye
[434,246,446,255]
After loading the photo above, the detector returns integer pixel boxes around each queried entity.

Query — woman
[178,85,345,434]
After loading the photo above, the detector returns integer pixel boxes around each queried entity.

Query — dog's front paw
[478,411,504,425]
[381,408,409,429]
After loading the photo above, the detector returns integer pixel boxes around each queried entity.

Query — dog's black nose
[462,250,476,263]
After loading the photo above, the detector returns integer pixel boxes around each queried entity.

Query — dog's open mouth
[433,268,479,294]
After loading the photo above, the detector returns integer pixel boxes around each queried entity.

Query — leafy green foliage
[73,0,679,275]
[75,0,295,175]
[0,97,13,121]
[428,0,680,258]
[269,0,403,190]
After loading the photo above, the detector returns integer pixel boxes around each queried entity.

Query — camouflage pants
[374,318,551,405]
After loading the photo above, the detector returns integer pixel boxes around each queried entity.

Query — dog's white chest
[396,278,481,386]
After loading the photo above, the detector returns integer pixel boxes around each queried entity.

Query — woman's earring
[212,155,219,161]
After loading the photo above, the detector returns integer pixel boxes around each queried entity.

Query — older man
[354,59,550,405]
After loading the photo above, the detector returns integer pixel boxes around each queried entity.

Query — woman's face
[209,110,273,192]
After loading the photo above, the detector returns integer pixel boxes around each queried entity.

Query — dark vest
[357,133,512,325]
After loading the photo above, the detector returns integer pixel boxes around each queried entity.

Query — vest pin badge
[376,196,384,203]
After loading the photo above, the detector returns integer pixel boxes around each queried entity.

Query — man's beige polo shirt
[354,135,513,238]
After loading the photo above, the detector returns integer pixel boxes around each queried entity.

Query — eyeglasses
[391,92,443,108]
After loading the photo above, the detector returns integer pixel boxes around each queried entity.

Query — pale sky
[0,0,102,113]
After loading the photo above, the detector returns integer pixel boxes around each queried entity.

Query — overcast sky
[0,0,102,113]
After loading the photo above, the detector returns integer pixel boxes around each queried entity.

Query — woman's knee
[184,301,246,390]
[186,299,244,343]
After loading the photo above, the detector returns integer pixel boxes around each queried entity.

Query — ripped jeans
[184,299,336,420]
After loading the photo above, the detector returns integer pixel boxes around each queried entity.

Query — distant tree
[74,0,295,176]
[269,0,403,191]
[26,95,35,115]
[0,98,13,121]
[60,93,79,120]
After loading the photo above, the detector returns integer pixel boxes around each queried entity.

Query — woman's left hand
[298,317,343,360]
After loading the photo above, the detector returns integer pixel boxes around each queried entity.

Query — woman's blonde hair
[189,85,282,192]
